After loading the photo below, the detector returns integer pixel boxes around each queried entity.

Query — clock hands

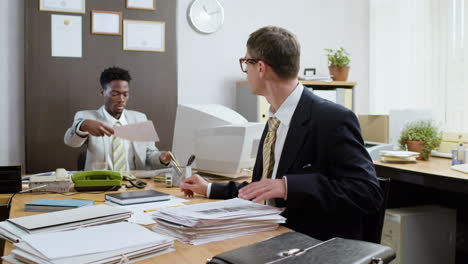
[202,4,220,15]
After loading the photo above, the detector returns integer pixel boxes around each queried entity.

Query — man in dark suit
[180,26,382,241]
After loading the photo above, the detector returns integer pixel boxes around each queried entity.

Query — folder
[207,232,396,264]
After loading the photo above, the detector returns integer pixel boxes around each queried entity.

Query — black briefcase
[207,232,395,264]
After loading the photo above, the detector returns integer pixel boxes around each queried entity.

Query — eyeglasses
[239,57,260,73]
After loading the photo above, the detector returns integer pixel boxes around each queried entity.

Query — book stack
[152,198,285,245]
[105,190,170,205]
[24,199,94,212]
[2,222,174,264]
[379,150,420,163]
[0,205,131,243]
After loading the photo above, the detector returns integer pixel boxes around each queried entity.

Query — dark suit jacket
[210,88,383,241]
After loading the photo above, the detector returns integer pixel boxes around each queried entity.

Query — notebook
[24,199,94,212]
[105,190,170,205]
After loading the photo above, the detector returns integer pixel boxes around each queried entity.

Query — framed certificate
[91,10,122,35]
[126,0,156,10]
[39,0,86,14]
[123,20,165,52]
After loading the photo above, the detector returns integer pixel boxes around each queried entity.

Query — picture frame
[91,10,122,36]
[126,0,156,10]
[39,0,86,14]
[123,19,165,52]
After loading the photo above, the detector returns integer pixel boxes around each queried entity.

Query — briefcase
[207,232,396,264]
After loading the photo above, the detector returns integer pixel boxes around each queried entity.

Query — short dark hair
[100,67,132,89]
[247,26,301,80]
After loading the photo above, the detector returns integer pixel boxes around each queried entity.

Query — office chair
[77,151,87,171]
[362,177,391,244]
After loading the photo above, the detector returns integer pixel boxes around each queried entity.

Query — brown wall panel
[25,0,177,173]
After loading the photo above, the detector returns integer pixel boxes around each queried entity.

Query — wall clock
[188,0,224,34]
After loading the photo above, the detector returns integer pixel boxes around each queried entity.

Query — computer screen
[172,104,265,177]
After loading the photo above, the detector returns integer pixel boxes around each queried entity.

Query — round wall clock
[188,0,224,34]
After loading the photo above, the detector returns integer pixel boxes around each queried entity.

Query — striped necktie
[112,121,127,172]
[261,117,281,180]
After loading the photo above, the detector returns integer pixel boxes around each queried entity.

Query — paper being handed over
[114,120,160,142]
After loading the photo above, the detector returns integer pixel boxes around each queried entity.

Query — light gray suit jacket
[64,106,164,170]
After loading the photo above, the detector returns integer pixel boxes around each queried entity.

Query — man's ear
[99,88,104,96]
[258,61,267,78]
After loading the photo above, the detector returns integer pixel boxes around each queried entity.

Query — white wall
[0,0,24,166]
[177,0,371,114]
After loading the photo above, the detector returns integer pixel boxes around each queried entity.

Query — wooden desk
[374,157,468,194]
[3,180,289,263]
[374,157,468,262]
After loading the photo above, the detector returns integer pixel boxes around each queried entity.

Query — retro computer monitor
[172,104,265,177]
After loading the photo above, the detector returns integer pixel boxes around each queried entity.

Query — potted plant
[324,47,350,81]
[398,120,442,160]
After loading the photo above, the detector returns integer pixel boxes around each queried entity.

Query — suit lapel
[275,89,313,178]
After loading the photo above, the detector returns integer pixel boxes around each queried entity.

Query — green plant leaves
[398,120,442,159]
[324,47,350,67]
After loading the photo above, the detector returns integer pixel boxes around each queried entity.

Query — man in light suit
[64,67,170,171]
[181,27,383,241]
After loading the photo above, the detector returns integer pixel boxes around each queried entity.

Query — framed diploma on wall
[91,10,122,35]
[39,0,86,14]
[123,20,165,52]
[126,0,156,10]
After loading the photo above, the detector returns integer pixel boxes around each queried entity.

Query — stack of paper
[152,198,285,245]
[380,150,420,163]
[2,222,174,264]
[0,205,131,243]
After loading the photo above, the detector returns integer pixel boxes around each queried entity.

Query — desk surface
[374,157,468,181]
[374,157,468,194]
[3,180,289,263]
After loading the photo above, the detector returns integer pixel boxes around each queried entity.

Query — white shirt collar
[269,82,304,127]
[101,106,128,126]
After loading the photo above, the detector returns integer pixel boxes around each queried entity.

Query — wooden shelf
[236,80,356,87]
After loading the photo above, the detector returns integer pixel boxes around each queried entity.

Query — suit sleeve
[209,181,250,199]
[285,111,382,215]
[64,112,88,148]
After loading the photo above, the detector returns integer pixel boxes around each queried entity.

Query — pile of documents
[379,150,420,163]
[2,222,174,264]
[152,198,285,245]
[0,205,131,243]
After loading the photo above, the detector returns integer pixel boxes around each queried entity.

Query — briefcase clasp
[278,248,305,257]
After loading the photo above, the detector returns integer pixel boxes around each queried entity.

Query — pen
[143,204,182,213]
[168,152,181,167]
[71,197,105,202]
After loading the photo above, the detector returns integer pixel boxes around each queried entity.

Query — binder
[207,232,396,264]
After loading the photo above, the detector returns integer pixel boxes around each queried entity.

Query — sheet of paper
[42,0,85,13]
[106,197,187,225]
[93,12,120,34]
[114,120,160,142]
[127,0,155,9]
[51,15,82,58]
[124,20,164,52]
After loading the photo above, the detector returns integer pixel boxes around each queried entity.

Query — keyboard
[451,163,468,174]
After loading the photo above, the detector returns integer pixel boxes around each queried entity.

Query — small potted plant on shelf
[398,120,442,160]
[324,47,350,81]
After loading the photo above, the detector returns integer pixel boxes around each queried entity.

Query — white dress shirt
[76,107,134,170]
[206,83,304,198]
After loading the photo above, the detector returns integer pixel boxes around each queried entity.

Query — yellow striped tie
[261,117,281,180]
[112,122,127,172]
